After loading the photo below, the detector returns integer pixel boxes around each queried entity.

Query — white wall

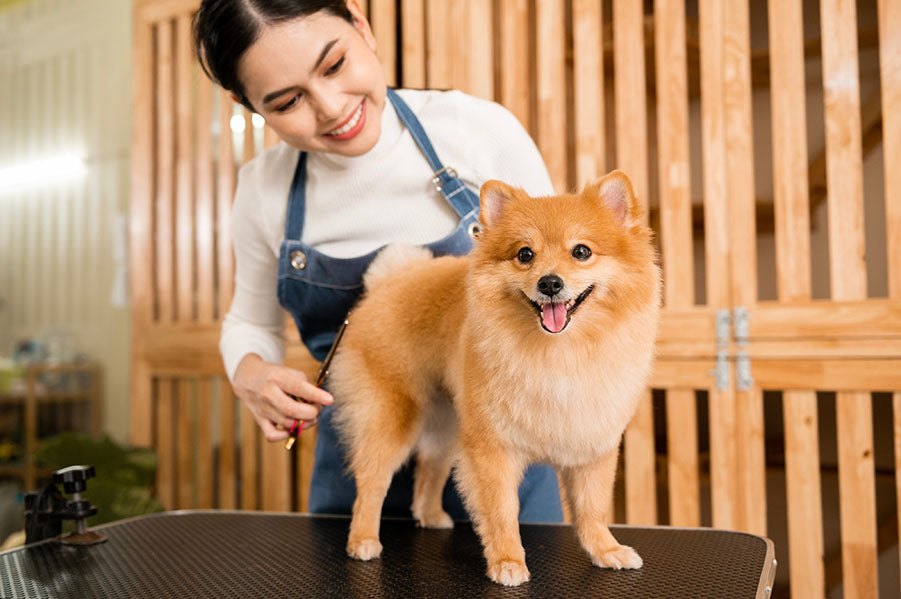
[0,0,132,442]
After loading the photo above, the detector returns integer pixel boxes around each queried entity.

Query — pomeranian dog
[328,170,661,586]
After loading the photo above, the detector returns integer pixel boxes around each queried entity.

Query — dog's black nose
[537,274,564,297]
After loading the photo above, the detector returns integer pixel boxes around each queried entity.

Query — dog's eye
[517,247,534,263]
[572,244,592,261]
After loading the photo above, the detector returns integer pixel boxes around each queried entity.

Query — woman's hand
[232,353,333,442]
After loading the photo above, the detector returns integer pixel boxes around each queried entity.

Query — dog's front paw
[347,537,383,560]
[590,544,643,570]
[487,559,531,586]
[414,509,454,529]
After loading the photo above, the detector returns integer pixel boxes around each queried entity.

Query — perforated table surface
[1,510,775,598]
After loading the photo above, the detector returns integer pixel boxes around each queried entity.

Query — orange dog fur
[328,170,661,586]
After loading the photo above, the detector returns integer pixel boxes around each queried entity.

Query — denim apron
[276,88,563,522]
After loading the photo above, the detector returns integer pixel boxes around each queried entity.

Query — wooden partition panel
[131,3,901,596]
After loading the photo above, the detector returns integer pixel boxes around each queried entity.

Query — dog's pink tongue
[542,302,567,333]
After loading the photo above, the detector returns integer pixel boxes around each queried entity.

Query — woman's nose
[310,88,344,123]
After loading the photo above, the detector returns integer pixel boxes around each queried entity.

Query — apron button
[468,222,481,239]
[290,250,307,270]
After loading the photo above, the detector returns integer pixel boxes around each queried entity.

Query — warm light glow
[252,113,265,129]
[230,114,246,134]
[0,153,87,194]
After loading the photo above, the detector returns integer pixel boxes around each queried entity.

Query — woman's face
[236,2,387,156]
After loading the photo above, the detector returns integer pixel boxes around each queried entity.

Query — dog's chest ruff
[482,356,648,466]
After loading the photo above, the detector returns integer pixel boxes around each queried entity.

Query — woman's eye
[325,56,345,76]
[517,247,534,263]
[275,94,301,113]
[572,244,592,261]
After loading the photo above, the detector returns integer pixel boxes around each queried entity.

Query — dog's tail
[363,243,434,290]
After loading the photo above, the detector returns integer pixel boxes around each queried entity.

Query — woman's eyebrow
[311,38,339,73]
[260,39,340,106]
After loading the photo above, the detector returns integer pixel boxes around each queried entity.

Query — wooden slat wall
[130,5,901,596]
[820,2,878,597]
[768,0,825,595]
[616,0,659,528]
[881,0,901,588]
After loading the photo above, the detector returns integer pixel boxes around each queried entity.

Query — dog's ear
[479,180,516,227]
[585,170,640,225]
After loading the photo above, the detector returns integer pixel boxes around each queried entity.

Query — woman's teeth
[326,103,363,136]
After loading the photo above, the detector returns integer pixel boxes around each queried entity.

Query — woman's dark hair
[194,0,354,110]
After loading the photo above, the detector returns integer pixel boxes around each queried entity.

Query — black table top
[1,510,775,598]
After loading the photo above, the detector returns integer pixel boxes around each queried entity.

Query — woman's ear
[346,0,377,51]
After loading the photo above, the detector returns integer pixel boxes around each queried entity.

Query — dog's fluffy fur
[328,171,661,586]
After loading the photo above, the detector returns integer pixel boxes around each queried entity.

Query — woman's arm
[221,165,332,442]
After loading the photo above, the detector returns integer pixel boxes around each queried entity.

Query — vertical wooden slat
[882,1,901,586]
[240,398,259,510]
[400,0,425,89]
[155,20,175,324]
[666,390,699,526]
[879,0,900,300]
[613,0,648,214]
[176,379,193,509]
[448,0,467,92]
[195,71,215,323]
[426,0,451,89]
[196,378,214,508]
[723,0,765,537]
[263,124,279,149]
[261,438,292,512]
[175,14,193,323]
[370,0,396,87]
[769,0,824,593]
[624,391,656,524]
[820,1,877,597]
[218,379,237,510]
[572,0,604,184]
[615,0,658,529]
[498,0,530,131]
[216,89,236,317]
[155,379,175,509]
[835,391,877,599]
[697,0,729,533]
[466,0,493,100]
[130,12,154,446]
[242,108,254,165]
[654,0,694,309]
[535,0,566,192]
[297,430,317,512]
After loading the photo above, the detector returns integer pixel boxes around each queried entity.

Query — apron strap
[386,88,479,218]
[285,151,308,241]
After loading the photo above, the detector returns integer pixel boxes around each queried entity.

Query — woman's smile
[323,99,366,140]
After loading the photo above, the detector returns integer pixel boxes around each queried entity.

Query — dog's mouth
[523,285,595,334]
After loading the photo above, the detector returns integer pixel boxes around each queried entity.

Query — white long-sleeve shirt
[220,88,555,382]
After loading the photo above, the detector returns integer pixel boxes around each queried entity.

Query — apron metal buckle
[431,166,457,193]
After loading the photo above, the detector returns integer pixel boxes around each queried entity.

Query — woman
[194,0,563,522]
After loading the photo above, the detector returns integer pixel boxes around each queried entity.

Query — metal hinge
[708,307,753,391]
[711,349,731,391]
[736,351,754,391]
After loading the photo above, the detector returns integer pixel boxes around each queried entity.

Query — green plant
[34,432,164,526]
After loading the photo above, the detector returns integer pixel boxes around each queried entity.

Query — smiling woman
[192,0,565,525]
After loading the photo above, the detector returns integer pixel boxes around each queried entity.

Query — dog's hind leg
[411,451,454,529]
[344,389,422,561]
[560,446,642,570]
[411,398,457,529]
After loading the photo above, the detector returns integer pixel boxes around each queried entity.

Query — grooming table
[1,510,775,598]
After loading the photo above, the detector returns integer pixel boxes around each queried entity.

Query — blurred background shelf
[0,363,102,490]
